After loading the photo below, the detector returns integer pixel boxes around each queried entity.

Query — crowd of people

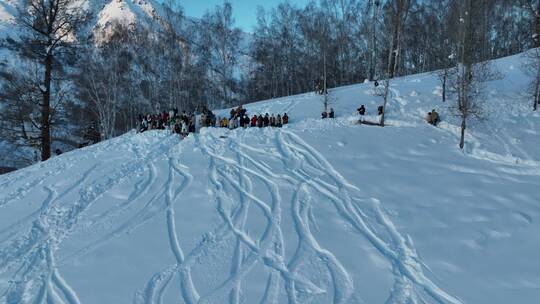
[138,105,290,137]
[138,102,439,136]
[138,109,197,136]
[218,106,290,129]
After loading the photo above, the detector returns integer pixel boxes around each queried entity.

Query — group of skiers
[199,106,218,128]
[138,109,197,136]
[138,102,439,136]
[138,105,290,136]
[218,106,290,129]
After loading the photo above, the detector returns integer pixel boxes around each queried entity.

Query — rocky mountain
[1,0,170,48]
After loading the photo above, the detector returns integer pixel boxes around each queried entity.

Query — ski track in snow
[3,53,540,303]
[0,133,181,304]
[278,130,462,304]
[146,127,462,303]
[0,124,464,303]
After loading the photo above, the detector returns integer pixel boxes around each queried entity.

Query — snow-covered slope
[0,52,539,304]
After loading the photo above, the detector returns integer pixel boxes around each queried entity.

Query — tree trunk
[389,39,398,79]
[442,69,447,103]
[459,116,466,149]
[534,75,539,111]
[369,1,379,81]
[380,78,390,127]
[389,29,400,79]
[323,50,328,112]
[534,55,540,111]
[41,53,52,161]
[457,0,474,149]
[389,1,405,79]
[534,1,540,48]
[381,0,406,127]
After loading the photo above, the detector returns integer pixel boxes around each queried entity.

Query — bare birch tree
[77,23,133,140]
[522,48,540,111]
[521,0,540,111]
[10,0,88,161]
[451,0,499,149]
[380,0,412,126]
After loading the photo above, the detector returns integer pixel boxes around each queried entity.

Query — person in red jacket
[162,111,169,126]
[282,113,289,125]
[251,115,258,127]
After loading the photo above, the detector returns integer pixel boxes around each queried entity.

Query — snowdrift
[0,52,539,303]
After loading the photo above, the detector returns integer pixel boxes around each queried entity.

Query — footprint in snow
[512,211,532,225]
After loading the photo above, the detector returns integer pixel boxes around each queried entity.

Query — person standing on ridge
[251,115,257,127]
[357,105,366,116]
[276,114,282,127]
[426,109,440,126]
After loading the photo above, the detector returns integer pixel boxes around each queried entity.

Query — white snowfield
[1,53,540,304]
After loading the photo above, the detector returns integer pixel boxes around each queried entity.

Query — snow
[0,0,16,25]
[0,0,21,56]
[94,0,164,41]
[96,0,138,29]
[1,52,540,303]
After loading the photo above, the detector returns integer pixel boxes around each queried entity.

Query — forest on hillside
[0,0,538,165]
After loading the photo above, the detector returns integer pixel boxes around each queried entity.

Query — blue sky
[180,0,310,32]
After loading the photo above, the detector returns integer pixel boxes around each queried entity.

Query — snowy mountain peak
[0,0,17,25]
[96,0,138,29]
[92,0,163,42]
[0,0,19,31]
[0,0,165,43]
